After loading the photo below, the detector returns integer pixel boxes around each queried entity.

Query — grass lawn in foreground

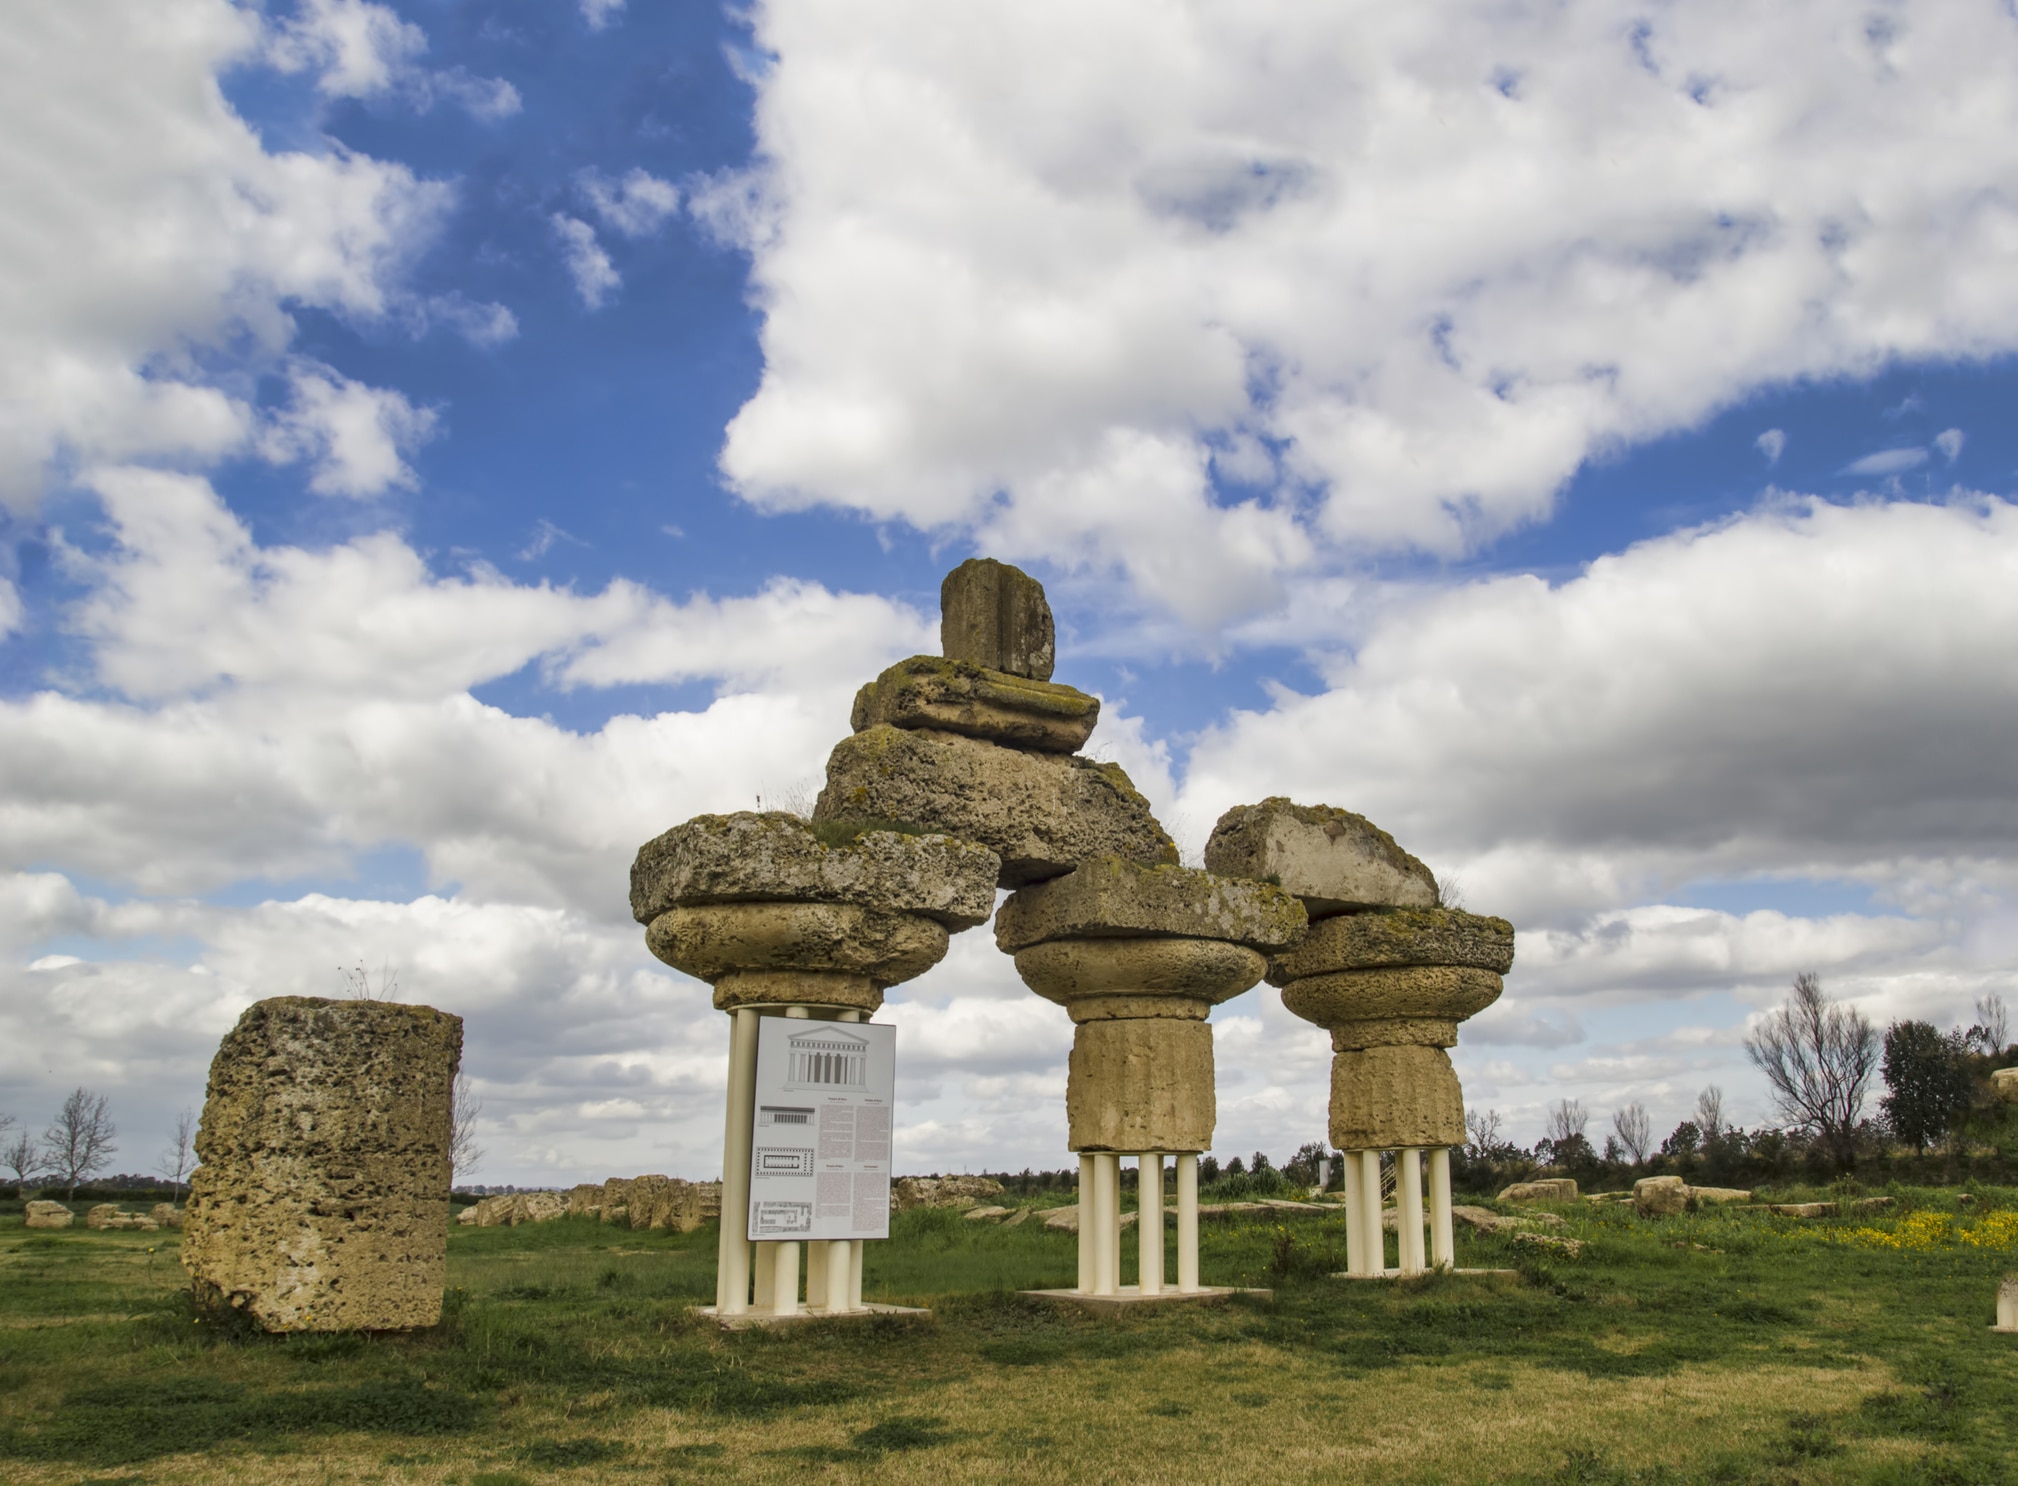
[1,1188,2014,1484]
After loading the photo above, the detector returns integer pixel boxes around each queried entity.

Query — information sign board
[746,1017,895,1242]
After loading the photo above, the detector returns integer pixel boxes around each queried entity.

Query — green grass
[2,1188,2015,1483]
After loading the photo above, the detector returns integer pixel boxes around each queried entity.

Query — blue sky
[4,0,2017,1185]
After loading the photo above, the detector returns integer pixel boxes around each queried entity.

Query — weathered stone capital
[1011,936,1265,1008]
[1330,1017,1461,1050]
[711,970,882,1014]
[1067,1018,1215,1153]
[994,856,1306,954]
[646,902,948,988]
[630,810,999,928]
[1279,965,1503,1029]
[851,655,1099,754]
[1204,797,1438,917]
[1267,907,1515,984]
[1065,994,1213,1023]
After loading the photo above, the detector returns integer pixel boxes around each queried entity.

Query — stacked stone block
[182,996,461,1332]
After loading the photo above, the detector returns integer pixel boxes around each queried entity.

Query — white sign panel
[747,1017,895,1242]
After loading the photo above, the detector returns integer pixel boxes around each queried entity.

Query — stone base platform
[1330,1267,1518,1281]
[695,1302,929,1330]
[1021,1285,1268,1315]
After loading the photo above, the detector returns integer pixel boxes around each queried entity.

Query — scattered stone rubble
[182,996,461,1333]
[24,1200,73,1229]
[892,1175,1005,1211]
[1500,1179,1579,1204]
[87,1203,159,1230]
[1992,1068,2018,1104]
[457,1179,725,1230]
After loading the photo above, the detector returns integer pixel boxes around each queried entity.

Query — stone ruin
[182,996,461,1332]
[632,557,1517,1312]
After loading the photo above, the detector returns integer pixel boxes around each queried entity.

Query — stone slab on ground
[1499,1179,1579,1204]
[940,558,1055,680]
[631,811,999,928]
[995,856,1306,953]
[1038,1205,1140,1234]
[1992,1067,2018,1104]
[24,1200,73,1229]
[815,726,1177,888]
[1022,1285,1269,1314]
[1204,798,1439,917]
[86,1204,159,1231]
[852,656,1099,753]
[1634,1175,1689,1217]
[1268,909,1516,983]
[1770,1202,1836,1218]
[182,995,461,1333]
[1333,1267,1519,1281]
[893,1175,1004,1211]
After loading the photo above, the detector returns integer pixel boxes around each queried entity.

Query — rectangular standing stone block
[940,557,1056,680]
[182,996,461,1333]
[1328,1044,1464,1150]
[1205,798,1438,917]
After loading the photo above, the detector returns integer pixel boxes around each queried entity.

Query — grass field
[2,1187,2015,1485]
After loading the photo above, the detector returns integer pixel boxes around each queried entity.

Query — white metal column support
[1139,1153,1165,1295]
[1398,1147,1426,1276]
[1077,1152,1095,1294]
[1359,1149,1385,1275]
[774,1240,801,1316]
[826,1239,852,1313]
[1176,1152,1199,1292]
[753,1242,776,1312]
[1342,1149,1367,1276]
[1090,1153,1120,1296]
[718,1006,760,1314]
[1429,1147,1455,1271]
[805,1238,828,1307]
[849,1240,864,1309]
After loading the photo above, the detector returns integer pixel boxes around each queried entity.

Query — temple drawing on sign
[628,557,1516,1320]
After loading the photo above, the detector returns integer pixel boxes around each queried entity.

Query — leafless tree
[338,960,400,1001]
[1745,972,1877,1168]
[1693,1085,1727,1145]
[154,1108,197,1196]
[44,1088,118,1200]
[450,1072,484,1182]
[1544,1098,1588,1145]
[2,1115,40,1194]
[1971,994,2010,1056]
[1465,1107,1505,1156]
[1612,1102,1653,1163]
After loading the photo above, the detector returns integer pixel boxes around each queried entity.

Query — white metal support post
[1428,1147,1455,1271]
[1398,1147,1426,1276]
[1090,1153,1119,1296]
[826,1239,852,1313]
[718,1006,760,1314]
[1077,1152,1095,1294]
[1341,1149,1367,1276]
[753,1241,775,1311]
[805,1239,827,1307]
[849,1240,864,1309]
[774,1240,800,1316]
[1138,1153,1165,1295]
[1176,1152,1199,1292]
[1359,1149,1385,1275]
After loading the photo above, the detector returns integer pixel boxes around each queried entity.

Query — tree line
[2,1090,193,1201]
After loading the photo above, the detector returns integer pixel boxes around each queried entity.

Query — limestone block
[1499,1180,1580,1204]
[892,1175,1004,1210]
[647,902,948,986]
[963,1205,1013,1222]
[1329,1018,1460,1048]
[1769,1202,1835,1219]
[182,996,461,1333]
[940,557,1056,680]
[1281,966,1504,1032]
[24,1200,72,1229]
[152,1203,184,1229]
[1204,798,1438,916]
[1012,937,1267,1008]
[1996,1275,2017,1333]
[565,1183,603,1218]
[1689,1185,1752,1205]
[85,1204,121,1229]
[699,1182,721,1221]
[1327,1044,1464,1150]
[852,656,1099,753]
[1993,1067,2018,1103]
[816,726,1177,886]
[995,857,1306,954]
[1066,994,1214,1023]
[1268,908,1515,984]
[627,1175,671,1230]
[1634,1175,1689,1217]
[599,1177,634,1225]
[1512,1231,1586,1259]
[631,811,998,929]
[1066,1017,1216,1153]
[710,969,882,1014]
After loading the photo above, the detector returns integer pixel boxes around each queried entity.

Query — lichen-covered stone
[1501,1179,1579,1203]
[851,655,1099,753]
[646,902,949,985]
[815,726,1177,887]
[709,968,882,1013]
[1204,798,1438,916]
[599,1177,634,1225]
[566,1183,603,1218]
[183,997,460,1333]
[1067,1017,1216,1152]
[630,811,999,928]
[153,1203,184,1229]
[1328,1017,1461,1049]
[1279,966,1504,1030]
[87,1204,158,1230]
[994,857,1306,953]
[1065,993,1215,1023]
[1328,1044,1464,1150]
[940,558,1056,680]
[24,1200,72,1229]
[1993,1067,2018,1104]
[1012,936,1266,1006]
[1268,908,1515,984]
[1633,1175,1689,1217]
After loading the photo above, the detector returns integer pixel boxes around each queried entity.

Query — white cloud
[1756,428,1786,465]
[717,0,2018,618]
[582,169,681,237]
[1842,446,1928,477]
[1935,427,1966,463]
[552,214,620,308]
[579,0,625,32]
[0,0,452,510]
[259,361,438,497]
[268,0,521,120]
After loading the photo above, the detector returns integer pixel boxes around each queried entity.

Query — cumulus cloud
[552,214,621,308]
[717,0,2018,617]
[579,0,625,32]
[258,361,438,496]
[1756,428,1786,465]
[1842,446,1928,477]
[268,0,521,120]
[581,169,681,237]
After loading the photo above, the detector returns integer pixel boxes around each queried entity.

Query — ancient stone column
[996,855,1307,1296]
[1207,799,1515,1277]
[182,997,462,1331]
